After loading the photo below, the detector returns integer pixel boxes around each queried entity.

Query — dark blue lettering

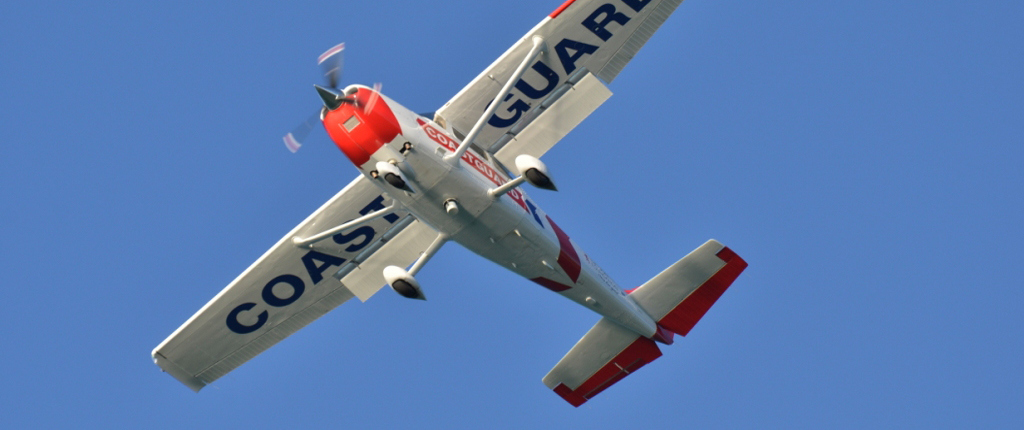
[555,39,599,75]
[262,274,305,307]
[333,226,375,252]
[360,195,400,223]
[583,4,631,41]
[515,62,560,99]
[488,94,532,128]
[301,251,346,284]
[226,302,268,334]
[621,0,651,13]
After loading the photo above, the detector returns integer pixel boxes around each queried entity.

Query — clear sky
[2,0,1022,428]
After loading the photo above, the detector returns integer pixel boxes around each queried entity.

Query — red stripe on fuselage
[531,277,573,292]
[546,216,581,283]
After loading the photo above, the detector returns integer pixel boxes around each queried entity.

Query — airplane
[152,0,747,407]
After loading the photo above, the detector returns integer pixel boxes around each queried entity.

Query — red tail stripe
[552,337,662,407]
[658,247,748,336]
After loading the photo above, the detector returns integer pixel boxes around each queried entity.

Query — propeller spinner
[283,43,383,153]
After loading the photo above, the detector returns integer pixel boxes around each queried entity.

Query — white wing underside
[435,0,685,168]
[155,0,689,394]
[153,176,437,391]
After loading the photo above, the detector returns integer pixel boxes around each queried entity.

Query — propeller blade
[318,42,345,89]
[283,112,320,153]
[363,82,383,114]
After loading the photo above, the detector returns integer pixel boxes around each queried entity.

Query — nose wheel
[375,161,412,192]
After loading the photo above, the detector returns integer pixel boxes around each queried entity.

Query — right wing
[152,175,437,391]
[435,0,685,158]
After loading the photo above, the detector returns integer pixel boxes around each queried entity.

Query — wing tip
[553,383,587,407]
[153,351,207,393]
[546,336,662,407]
[549,0,578,18]
[658,245,748,336]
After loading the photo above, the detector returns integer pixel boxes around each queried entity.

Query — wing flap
[542,318,663,407]
[492,71,612,168]
[339,216,438,301]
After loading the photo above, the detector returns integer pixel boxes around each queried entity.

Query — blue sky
[2,0,1022,428]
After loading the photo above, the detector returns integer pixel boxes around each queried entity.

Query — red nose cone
[322,87,402,166]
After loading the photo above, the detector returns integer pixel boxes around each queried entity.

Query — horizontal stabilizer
[629,239,747,336]
[542,318,662,407]
[543,240,746,406]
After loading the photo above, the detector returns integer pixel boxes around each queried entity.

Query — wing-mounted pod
[383,266,425,300]
[381,232,448,300]
[488,154,558,198]
[514,155,557,191]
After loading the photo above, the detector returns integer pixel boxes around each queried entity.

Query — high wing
[435,0,684,168]
[152,176,438,391]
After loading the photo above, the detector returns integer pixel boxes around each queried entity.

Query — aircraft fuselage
[323,85,659,339]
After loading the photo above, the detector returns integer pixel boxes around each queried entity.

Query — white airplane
[153,0,747,407]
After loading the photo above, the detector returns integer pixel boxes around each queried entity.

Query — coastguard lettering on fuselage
[418,118,529,211]
[226,195,399,334]
[489,0,651,128]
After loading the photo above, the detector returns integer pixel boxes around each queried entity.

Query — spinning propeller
[283,43,382,153]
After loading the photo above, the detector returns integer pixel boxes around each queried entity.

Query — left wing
[152,176,436,391]
[435,0,685,159]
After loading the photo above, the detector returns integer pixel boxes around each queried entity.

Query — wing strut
[445,36,547,165]
[409,232,448,276]
[292,200,398,248]
[382,231,448,300]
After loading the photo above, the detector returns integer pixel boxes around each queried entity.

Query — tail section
[629,240,748,336]
[542,317,664,407]
[542,240,747,407]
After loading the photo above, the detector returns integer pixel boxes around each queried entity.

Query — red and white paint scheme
[153,0,747,407]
